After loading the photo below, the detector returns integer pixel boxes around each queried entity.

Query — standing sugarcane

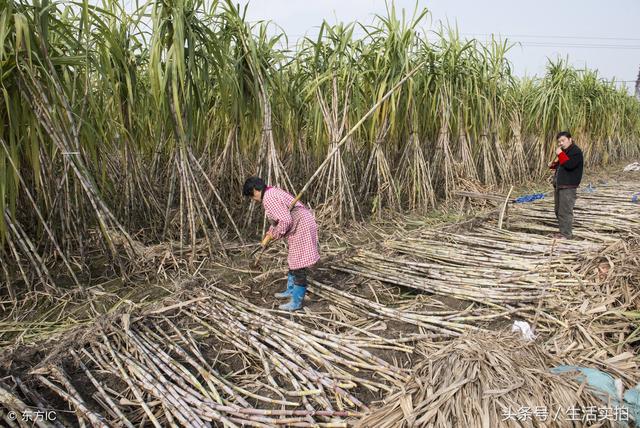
[242,57,429,311]
[243,177,320,311]
[242,57,426,311]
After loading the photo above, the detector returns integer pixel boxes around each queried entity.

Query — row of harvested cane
[333,228,597,305]
[333,181,639,306]
[309,279,519,337]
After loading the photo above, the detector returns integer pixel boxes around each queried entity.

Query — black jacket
[554,143,583,188]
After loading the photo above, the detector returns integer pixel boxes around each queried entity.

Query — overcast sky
[238,0,640,93]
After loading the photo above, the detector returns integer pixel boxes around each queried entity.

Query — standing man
[243,177,320,311]
[548,131,584,239]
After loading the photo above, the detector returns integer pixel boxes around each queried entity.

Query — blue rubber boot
[274,273,295,299]
[278,284,306,311]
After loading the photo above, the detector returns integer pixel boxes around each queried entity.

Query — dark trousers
[554,187,577,238]
[288,268,308,287]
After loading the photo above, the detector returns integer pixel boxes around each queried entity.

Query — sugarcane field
[1,0,640,426]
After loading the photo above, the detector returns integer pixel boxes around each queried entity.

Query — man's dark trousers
[554,187,577,238]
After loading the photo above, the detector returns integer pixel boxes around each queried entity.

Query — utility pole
[636,66,640,101]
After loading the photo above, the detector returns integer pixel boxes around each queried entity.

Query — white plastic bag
[511,321,536,341]
[623,162,640,172]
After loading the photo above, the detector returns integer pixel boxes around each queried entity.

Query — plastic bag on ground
[511,320,536,341]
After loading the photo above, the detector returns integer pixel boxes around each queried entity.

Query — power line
[514,42,640,49]
[461,32,640,42]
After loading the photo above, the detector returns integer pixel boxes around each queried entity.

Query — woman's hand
[260,232,273,248]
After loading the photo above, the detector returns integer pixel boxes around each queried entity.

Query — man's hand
[555,147,563,155]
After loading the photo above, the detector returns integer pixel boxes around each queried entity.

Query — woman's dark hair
[556,131,572,139]
[243,177,266,197]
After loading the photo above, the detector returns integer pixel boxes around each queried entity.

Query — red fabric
[262,187,320,270]
[558,151,569,165]
[549,161,559,170]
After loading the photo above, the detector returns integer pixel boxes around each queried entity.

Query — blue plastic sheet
[626,385,640,422]
[514,193,546,203]
[551,365,640,423]
[550,366,620,403]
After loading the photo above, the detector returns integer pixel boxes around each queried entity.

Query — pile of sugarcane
[334,225,600,305]
[0,285,411,427]
[309,279,519,337]
[390,226,600,266]
[333,181,640,307]
[356,333,611,428]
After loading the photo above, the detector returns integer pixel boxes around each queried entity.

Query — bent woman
[243,177,320,311]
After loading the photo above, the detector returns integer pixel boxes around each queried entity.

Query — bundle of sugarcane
[416,225,601,255]
[30,327,365,427]
[356,333,610,428]
[334,246,587,304]
[331,215,625,305]
[386,235,596,272]
[13,285,411,427]
[185,286,410,389]
[507,214,638,239]
[309,280,519,337]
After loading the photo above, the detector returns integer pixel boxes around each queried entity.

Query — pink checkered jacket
[262,186,320,270]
